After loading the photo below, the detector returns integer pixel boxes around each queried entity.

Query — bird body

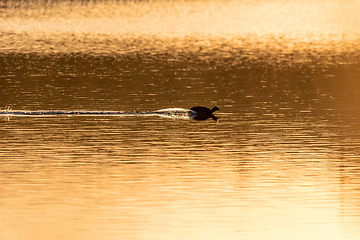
[190,106,219,121]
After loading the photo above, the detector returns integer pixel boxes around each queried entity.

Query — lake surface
[1,0,360,239]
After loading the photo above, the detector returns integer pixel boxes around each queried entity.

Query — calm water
[1,0,360,240]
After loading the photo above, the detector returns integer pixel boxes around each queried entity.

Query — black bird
[190,106,220,121]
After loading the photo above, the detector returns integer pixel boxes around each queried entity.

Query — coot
[190,106,220,121]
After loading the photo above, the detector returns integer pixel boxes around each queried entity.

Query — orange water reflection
[1,0,360,240]
[0,115,360,240]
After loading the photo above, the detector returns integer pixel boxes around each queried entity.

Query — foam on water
[0,108,191,120]
[153,108,191,119]
[155,108,188,112]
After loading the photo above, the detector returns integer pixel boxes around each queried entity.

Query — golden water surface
[1,0,360,240]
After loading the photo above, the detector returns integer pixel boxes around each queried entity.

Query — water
[1,0,360,239]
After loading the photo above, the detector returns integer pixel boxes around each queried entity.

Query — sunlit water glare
[1,0,360,54]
